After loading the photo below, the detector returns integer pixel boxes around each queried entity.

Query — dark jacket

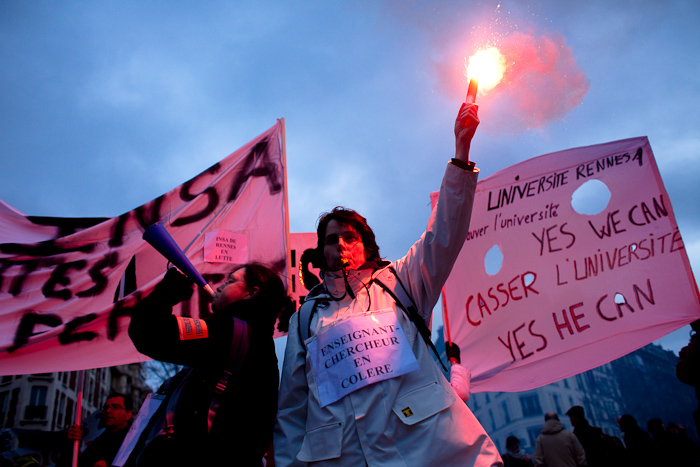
[57,424,130,467]
[128,285,279,466]
[572,420,606,467]
[621,426,660,467]
[502,450,534,467]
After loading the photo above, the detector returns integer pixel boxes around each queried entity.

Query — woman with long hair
[129,263,294,466]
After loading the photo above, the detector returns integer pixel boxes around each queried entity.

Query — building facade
[465,365,624,454]
[0,364,151,433]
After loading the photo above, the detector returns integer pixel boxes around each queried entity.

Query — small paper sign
[307,310,420,407]
[204,231,248,264]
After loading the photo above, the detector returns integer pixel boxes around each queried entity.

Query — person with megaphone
[128,262,294,467]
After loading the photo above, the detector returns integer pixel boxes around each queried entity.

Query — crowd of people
[52,399,700,467]
[506,405,700,467]
[14,97,696,467]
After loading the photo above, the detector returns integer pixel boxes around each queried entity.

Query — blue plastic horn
[142,222,215,298]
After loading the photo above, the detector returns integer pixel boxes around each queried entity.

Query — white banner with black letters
[0,120,288,375]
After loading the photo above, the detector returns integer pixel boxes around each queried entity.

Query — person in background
[502,436,534,467]
[58,392,133,467]
[444,342,472,402]
[129,263,294,467]
[662,421,700,467]
[274,101,502,466]
[616,413,659,467]
[533,412,586,467]
[677,319,700,438]
[646,418,669,453]
[565,405,608,467]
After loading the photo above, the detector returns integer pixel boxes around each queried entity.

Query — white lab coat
[274,163,503,466]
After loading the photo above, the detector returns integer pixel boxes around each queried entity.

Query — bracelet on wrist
[450,158,476,171]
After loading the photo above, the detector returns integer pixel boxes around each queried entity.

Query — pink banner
[437,137,700,392]
[0,121,289,375]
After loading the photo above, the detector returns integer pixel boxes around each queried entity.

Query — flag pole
[441,289,452,344]
[72,370,85,467]
[279,118,292,295]
[441,289,458,364]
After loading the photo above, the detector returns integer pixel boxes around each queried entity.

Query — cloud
[432,28,589,133]
[492,31,590,129]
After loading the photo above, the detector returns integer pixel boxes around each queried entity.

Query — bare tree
[142,360,183,390]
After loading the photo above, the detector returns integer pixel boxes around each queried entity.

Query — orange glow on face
[465,47,506,92]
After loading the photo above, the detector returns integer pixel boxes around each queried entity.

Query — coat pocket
[297,422,343,462]
[392,381,456,426]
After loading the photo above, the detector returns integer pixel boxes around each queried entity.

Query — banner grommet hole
[571,179,611,215]
[484,244,503,275]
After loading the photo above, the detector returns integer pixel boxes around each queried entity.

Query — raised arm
[392,102,481,320]
[128,268,230,367]
[454,102,480,164]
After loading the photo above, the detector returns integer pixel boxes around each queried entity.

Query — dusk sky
[1,0,698,357]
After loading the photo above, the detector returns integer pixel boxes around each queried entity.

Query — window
[502,401,510,424]
[29,386,47,406]
[527,426,542,448]
[57,392,66,429]
[585,372,597,390]
[66,398,75,426]
[552,394,562,414]
[8,389,19,427]
[0,391,8,429]
[25,386,48,420]
[519,394,542,417]
[93,374,101,407]
[87,376,94,403]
